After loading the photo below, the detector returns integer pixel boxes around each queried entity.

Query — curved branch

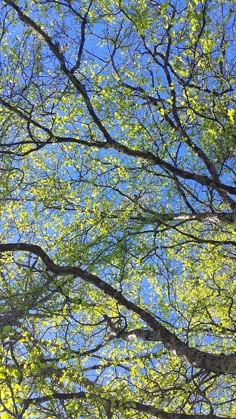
[0,242,236,375]
[23,391,231,419]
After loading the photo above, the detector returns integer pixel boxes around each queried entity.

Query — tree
[0,0,235,417]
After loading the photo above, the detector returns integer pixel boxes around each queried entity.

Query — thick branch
[0,242,236,375]
[24,391,229,419]
[133,211,236,224]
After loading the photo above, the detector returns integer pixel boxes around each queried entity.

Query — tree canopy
[0,0,236,417]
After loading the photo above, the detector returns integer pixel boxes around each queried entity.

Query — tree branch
[23,391,231,419]
[0,242,236,375]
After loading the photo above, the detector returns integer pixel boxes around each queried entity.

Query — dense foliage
[0,0,236,417]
